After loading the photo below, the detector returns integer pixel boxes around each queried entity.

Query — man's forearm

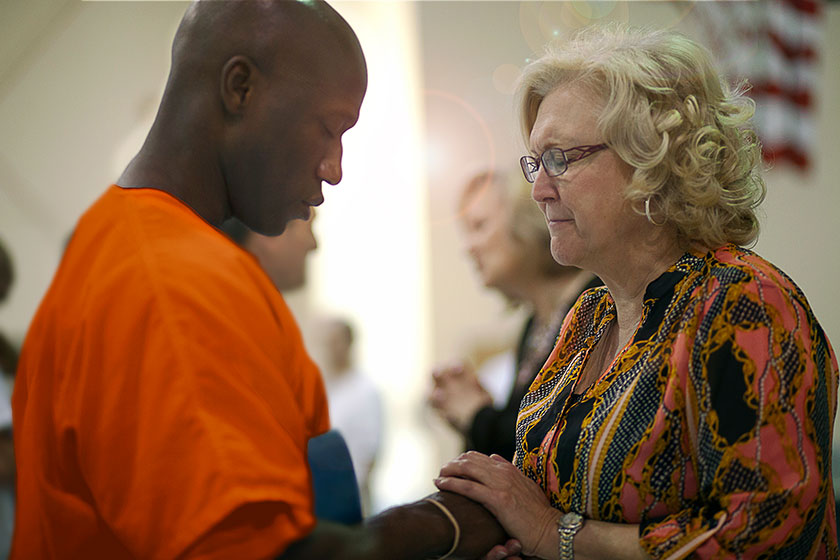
[280,492,508,560]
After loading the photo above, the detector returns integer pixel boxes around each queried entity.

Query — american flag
[693,0,823,171]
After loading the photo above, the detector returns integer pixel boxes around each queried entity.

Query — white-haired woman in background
[430,169,599,462]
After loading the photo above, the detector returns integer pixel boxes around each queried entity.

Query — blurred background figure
[429,170,600,460]
[0,239,16,560]
[222,212,317,292]
[314,316,383,517]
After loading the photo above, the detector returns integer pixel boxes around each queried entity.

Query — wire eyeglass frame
[519,144,608,183]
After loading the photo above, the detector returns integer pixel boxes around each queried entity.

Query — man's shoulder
[85,186,251,275]
[54,186,273,324]
[84,186,236,262]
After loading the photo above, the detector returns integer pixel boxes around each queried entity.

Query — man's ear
[220,55,258,115]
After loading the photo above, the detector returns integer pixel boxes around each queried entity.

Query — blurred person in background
[430,170,599,460]
[315,316,382,516]
[222,212,317,293]
[435,24,838,558]
[0,240,15,379]
[0,239,15,560]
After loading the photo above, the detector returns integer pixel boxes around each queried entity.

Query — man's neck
[117,142,228,228]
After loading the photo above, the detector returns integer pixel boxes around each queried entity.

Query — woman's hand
[434,452,560,558]
[429,362,493,433]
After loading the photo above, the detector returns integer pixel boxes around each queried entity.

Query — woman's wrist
[571,520,648,560]
[531,507,565,559]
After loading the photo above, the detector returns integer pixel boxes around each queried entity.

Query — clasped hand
[429,362,493,433]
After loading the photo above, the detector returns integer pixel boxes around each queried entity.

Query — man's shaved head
[169,0,365,97]
[120,0,367,236]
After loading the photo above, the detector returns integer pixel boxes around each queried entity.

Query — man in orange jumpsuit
[11,1,512,558]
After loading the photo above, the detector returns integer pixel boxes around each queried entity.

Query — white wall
[0,1,186,346]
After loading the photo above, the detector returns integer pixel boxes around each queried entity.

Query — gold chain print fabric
[514,245,839,559]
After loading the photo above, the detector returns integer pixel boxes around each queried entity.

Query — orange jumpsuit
[12,186,329,559]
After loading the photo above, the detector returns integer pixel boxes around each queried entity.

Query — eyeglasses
[519,144,608,183]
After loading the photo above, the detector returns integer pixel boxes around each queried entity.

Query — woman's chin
[549,249,577,269]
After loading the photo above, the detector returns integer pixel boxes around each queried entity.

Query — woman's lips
[546,217,573,232]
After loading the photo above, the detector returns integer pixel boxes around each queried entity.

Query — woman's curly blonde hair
[517,24,765,248]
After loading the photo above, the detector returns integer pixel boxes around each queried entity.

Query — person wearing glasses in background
[435,24,839,559]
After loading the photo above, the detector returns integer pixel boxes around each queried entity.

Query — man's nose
[319,144,344,185]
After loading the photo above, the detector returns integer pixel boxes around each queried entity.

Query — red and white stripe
[694,0,823,171]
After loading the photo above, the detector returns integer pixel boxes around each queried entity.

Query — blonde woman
[436,25,839,559]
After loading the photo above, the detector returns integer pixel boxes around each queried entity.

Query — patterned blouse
[514,245,839,559]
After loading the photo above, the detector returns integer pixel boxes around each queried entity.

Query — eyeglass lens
[520,157,538,183]
[519,148,569,183]
[543,148,567,177]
